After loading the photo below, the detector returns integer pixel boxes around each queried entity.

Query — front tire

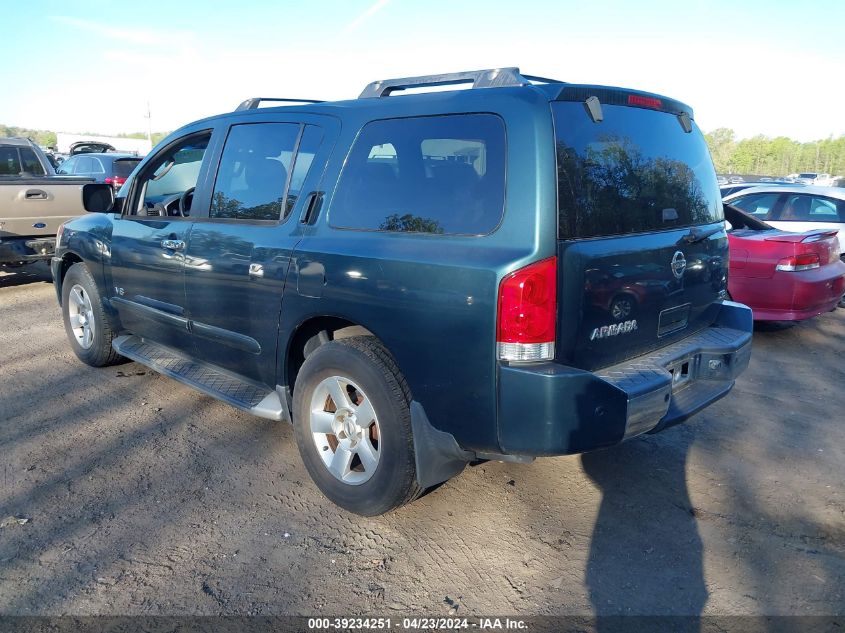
[292,336,421,516]
[61,262,124,367]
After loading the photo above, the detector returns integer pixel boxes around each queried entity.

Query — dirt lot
[0,262,843,617]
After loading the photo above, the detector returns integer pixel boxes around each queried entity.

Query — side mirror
[82,183,115,213]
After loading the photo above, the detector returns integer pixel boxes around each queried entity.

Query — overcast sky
[2,0,843,141]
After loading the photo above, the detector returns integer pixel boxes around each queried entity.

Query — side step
[112,335,285,421]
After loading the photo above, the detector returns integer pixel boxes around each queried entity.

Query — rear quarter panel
[281,89,558,453]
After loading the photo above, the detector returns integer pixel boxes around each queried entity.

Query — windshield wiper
[680,225,724,244]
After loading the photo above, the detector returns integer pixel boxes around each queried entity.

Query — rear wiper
[680,225,724,244]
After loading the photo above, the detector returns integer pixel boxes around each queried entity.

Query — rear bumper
[497,301,753,456]
[0,236,55,264]
[741,264,845,321]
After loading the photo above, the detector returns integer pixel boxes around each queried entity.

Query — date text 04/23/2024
[307,617,529,630]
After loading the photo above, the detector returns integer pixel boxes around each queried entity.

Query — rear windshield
[553,102,722,239]
[113,158,141,178]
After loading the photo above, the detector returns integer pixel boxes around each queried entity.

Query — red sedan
[725,204,845,321]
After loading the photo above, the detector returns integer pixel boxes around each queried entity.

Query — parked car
[57,153,142,191]
[792,172,832,186]
[724,205,845,320]
[68,141,117,155]
[720,181,803,198]
[723,185,845,247]
[51,67,752,515]
[0,137,108,265]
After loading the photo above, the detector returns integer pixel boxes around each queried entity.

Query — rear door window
[19,148,46,175]
[330,114,506,235]
[777,193,844,222]
[74,156,94,175]
[210,123,301,222]
[553,102,722,239]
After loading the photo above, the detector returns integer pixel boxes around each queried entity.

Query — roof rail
[235,97,325,111]
[358,67,563,99]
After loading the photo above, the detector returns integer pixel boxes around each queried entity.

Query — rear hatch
[552,89,727,370]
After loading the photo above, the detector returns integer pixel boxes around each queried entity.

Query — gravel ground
[0,262,843,617]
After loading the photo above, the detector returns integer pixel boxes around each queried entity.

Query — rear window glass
[330,114,505,235]
[553,102,723,239]
[0,147,22,175]
[114,159,141,178]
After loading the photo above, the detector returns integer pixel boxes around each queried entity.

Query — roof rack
[234,97,325,111]
[358,67,563,99]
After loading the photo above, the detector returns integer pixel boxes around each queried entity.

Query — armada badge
[590,319,638,341]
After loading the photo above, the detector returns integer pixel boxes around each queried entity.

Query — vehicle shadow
[0,262,52,288]
[581,427,706,626]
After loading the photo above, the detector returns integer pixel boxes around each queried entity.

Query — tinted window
[144,137,209,201]
[75,156,94,174]
[90,157,105,174]
[778,194,844,222]
[113,158,141,178]
[330,114,506,235]
[553,102,723,239]
[284,126,322,219]
[730,192,781,219]
[211,123,300,221]
[56,156,76,175]
[0,147,22,175]
[19,148,45,175]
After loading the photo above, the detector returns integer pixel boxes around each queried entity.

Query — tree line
[0,124,169,149]
[705,128,845,177]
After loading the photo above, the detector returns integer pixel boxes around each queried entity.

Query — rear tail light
[497,257,557,362]
[776,253,820,272]
[104,176,126,189]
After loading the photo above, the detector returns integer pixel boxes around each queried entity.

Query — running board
[112,335,284,421]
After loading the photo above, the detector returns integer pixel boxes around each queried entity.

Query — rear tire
[292,336,421,516]
[61,263,124,367]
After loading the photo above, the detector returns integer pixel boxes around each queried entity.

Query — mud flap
[410,401,474,489]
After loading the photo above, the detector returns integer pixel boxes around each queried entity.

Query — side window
[210,123,301,221]
[778,194,842,222]
[90,158,106,174]
[56,157,76,175]
[285,126,323,219]
[730,193,780,219]
[330,114,506,235]
[808,196,842,221]
[131,133,211,217]
[0,147,22,175]
[75,156,94,174]
[19,148,46,175]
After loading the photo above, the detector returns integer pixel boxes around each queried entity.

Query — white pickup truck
[0,137,108,265]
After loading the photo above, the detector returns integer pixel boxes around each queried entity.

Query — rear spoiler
[764,229,839,243]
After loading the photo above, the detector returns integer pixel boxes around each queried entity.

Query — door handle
[300,191,324,225]
[161,239,185,250]
[248,263,264,278]
[24,189,48,200]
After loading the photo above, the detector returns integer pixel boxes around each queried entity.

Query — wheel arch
[54,251,84,306]
[284,314,472,492]
[284,315,385,396]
